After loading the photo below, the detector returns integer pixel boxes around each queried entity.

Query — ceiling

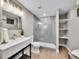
[17,0,76,17]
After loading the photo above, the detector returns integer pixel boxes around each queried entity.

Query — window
[7,18,14,24]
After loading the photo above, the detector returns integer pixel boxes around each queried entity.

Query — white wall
[76,0,79,5]
[68,8,77,19]
[68,18,79,51]
[1,0,34,38]
[22,8,34,37]
[67,9,79,51]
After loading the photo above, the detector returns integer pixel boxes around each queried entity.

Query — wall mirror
[2,10,22,29]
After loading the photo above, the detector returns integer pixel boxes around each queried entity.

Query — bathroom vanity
[0,0,33,59]
[0,36,33,59]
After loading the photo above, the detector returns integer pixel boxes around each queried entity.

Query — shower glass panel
[34,17,56,44]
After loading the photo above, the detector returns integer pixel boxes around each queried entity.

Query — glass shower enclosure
[34,16,56,48]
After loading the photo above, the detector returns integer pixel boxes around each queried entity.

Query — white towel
[0,28,3,43]
[3,28,10,42]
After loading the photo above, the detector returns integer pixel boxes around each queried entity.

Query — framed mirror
[2,10,22,29]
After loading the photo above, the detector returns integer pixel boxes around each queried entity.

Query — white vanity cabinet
[0,36,33,59]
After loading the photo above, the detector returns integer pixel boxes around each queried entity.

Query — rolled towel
[3,28,10,42]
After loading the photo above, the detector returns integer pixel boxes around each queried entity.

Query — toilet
[32,42,40,54]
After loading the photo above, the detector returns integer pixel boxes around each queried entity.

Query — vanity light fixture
[8,0,14,12]
[1,0,23,16]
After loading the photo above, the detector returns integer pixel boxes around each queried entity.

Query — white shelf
[59,28,68,31]
[59,44,67,47]
[59,36,68,39]
[59,19,68,23]
[59,19,69,20]
[59,18,69,49]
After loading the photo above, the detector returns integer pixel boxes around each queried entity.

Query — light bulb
[38,22,42,25]
[1,0,4,7]
[16,8,19,13]
[15,7,20,15]
[43,13,46,16]
[8,4,14,12]
[13,6,16,14]
[20,11,23,16]
[44,25,47,29]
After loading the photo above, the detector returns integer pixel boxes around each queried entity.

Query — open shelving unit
[55,10,69,52]
[59,36,68,39]
[59,13,69,47]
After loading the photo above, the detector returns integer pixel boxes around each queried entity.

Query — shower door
[34,17,56,44]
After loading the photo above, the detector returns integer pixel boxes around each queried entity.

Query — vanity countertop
[0,36,33,59]
[0,36,32,50]
[0,36,33,50]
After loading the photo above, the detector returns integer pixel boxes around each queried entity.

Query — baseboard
[40,42,56,49]
[59,44,71,52]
